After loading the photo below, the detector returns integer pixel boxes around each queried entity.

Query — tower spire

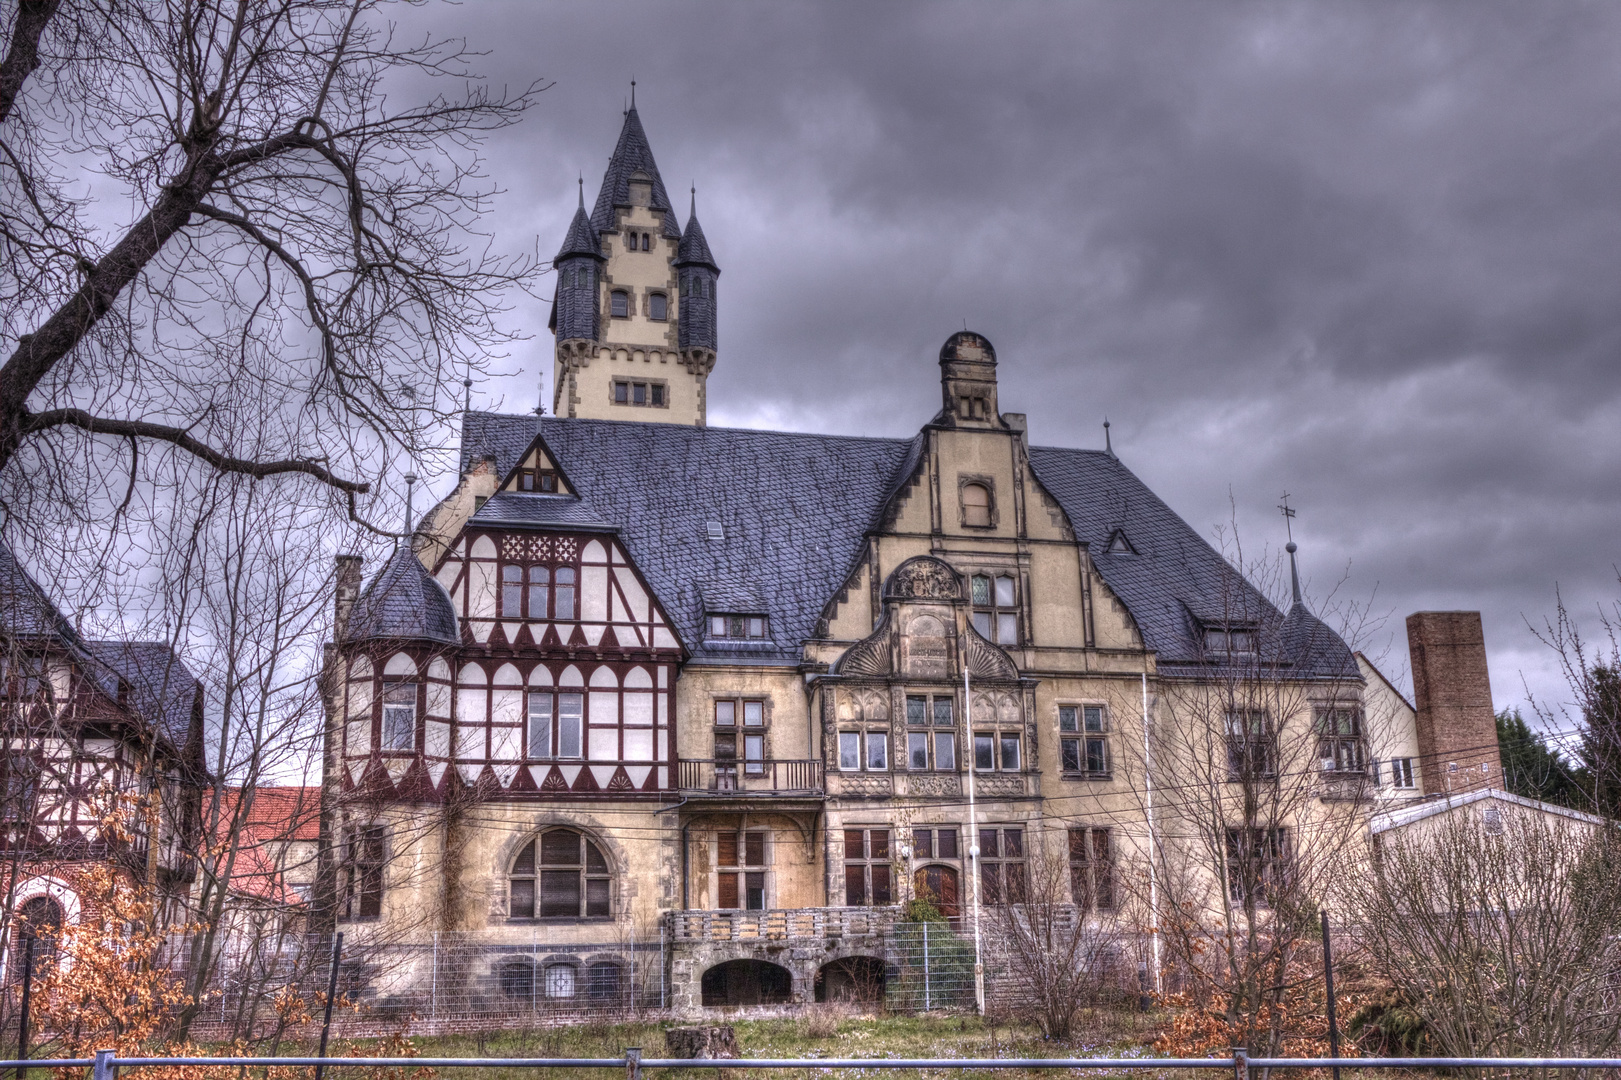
[1278,493,1303,609]
[402,472,418,548]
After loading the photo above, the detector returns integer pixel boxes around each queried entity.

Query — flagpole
[966,664,985,1015]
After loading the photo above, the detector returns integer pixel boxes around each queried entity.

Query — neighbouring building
[0,539,207,983]
[313,104,1528,1017]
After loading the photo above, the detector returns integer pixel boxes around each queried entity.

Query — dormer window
[708,614,768,640]
[611,290,629,318]
[1206,628,1257,655]
[515,468,558,493]
[649,292,668,321]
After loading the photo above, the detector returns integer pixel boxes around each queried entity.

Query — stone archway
[814,956,886,1003]
[701,958,792,1006]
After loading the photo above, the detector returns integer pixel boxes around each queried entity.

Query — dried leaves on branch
[0,0,543,531]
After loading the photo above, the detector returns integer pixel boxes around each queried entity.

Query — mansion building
[316,105,1500,1013]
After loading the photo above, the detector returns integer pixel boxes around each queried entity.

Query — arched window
[499,959,534,999]
[553,567,576,620]
[648,292,667,321]
[510,829,611,918]
[544,962,577,998]
[14,896,62,975]
[961,483,992,528]
[610,290,629,318]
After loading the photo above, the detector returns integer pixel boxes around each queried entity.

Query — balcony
[677,758,822,798]
[668,905,894,941]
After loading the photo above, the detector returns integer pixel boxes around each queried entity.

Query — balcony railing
[676,758,822,796]
[667,905,895,941]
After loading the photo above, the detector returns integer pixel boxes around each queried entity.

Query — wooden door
[913,864,960,917]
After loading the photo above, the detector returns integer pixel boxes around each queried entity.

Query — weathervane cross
[1277,492,1296,542]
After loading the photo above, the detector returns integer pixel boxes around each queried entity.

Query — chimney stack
[334,555,364,640]
[1406,611,1499,796]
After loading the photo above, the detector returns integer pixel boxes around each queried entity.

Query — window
[1206,627,1257,655]
[612,380,666,408]
[499,960,535,1000]
[961,482,992,528]
[527,692,583,759]
[510,829,611,919]
[910,827,959,860]
[649,292,668,321]
[1,753,39,823]
[1069,827,1115,911]
[641,232,651,251]
[1389,757,1416,789]
[843,829,892,906]
[1316,708,1366,775]
[610,290,629,318]
[974,730,1021,771]
[502,563,571,619]
[904,694,957,771]
[515,468,559,493]
[1483,806,1504,834]
[339,825,385,920]
[1226,827,1290,907]
[544,963,576,998]
[717,829,766,910]
[14,896,62,975]
[867,732,888,770]
[1225,709,1276,779]
[978,827,1026,903]
[714,699,765,726]
[714,699,765,781]
[555,567,576,619]
[1059,705,1109,776]
[838,727,888,772]
[381,682,417,751]
[707,614,769,640]
[970,574,1019,645]
[586,962,624,1001]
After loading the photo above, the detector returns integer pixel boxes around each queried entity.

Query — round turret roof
[340,545,460,646]
[939,331,996,366]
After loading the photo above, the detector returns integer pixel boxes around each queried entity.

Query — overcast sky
[419,1,1621,738]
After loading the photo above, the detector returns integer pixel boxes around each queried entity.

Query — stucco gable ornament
[833,611,894,677]
[883,556,963,601]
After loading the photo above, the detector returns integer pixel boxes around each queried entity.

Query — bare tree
[0,0,542,534]
[1121,535,1385,1056]
[988,833,1116,1041]
[1346,804,1621,1063]
[1529,578,1621,818]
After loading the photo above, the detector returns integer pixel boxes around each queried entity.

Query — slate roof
[556,202,602,262]
[458,412,1357,678]
[343,544,459,646]
[0,539,80,646]
[1027,447,1357,679]
[675,204,717,270]
[81,640,203,754]
[590,107,683,240]
[463,413,914,664]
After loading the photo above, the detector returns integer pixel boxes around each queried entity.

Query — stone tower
[550,103,718,426]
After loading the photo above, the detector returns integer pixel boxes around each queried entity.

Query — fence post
[1320,909,1342,1080]
[625,1047,642,1080]
[91,1049,115,1080]
[922,921,931,1012]
[430,931,438,1023]
[315,931,344,1080]
[17,935,34,1080]
[1232,1046,1248,1080]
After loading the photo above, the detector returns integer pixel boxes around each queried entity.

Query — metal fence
[20,1048,1621,1080]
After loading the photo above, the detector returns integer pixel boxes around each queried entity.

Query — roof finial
[578,175,584,209]
[630,79,636,109]
[690,184,696,217]
[402,472,419,547]
[463,370,472,413]
[1103,417,1114,458]
[1279,493,1303,607]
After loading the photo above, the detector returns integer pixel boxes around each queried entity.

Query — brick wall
[1406,611,1499,795]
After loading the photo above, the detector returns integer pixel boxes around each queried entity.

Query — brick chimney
[1406,611,1499,795]
[333,555,364,639]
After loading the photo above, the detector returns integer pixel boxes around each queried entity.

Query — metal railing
[21,1048,1621,1080]
[676,758,822,795]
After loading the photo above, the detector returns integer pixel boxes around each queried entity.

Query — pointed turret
[676,189,719,353]
[550,179,605,343]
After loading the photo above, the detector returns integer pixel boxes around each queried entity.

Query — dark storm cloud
[417,0,1621,725]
